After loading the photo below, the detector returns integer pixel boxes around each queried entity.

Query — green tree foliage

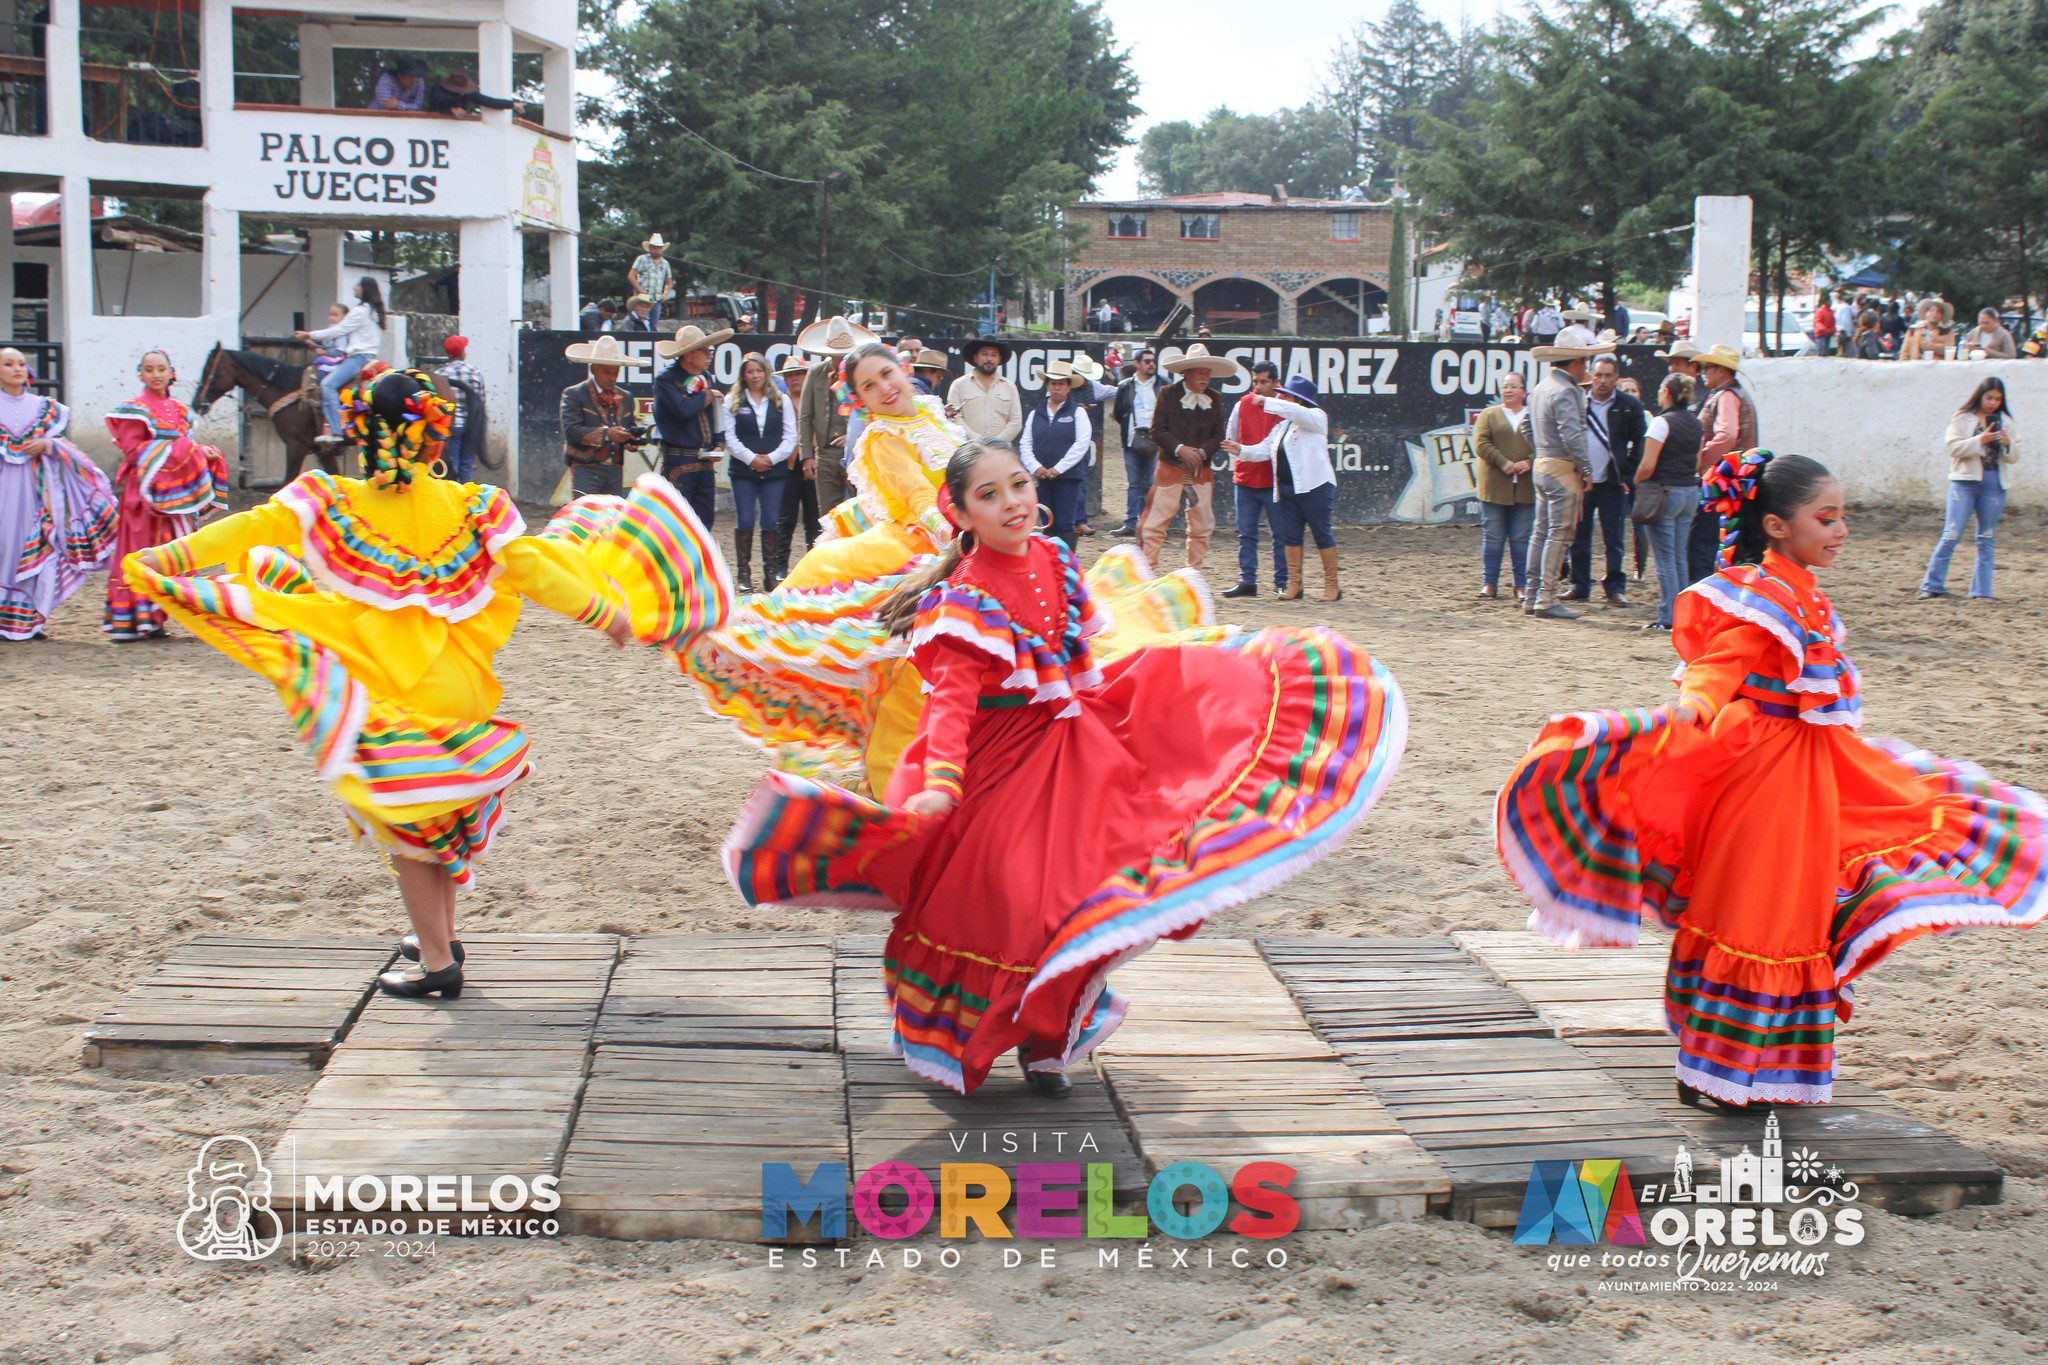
[1318,0,1483,194]
[1407,0,1695,320]
[1686,0,1890,348]
[580,0,1136,328]
[1135,107,1354,198]
[1888,0,2048,325]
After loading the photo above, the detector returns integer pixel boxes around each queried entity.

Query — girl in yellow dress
[127,369,708,1000]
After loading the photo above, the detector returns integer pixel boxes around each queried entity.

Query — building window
[1106,213,1146,239]
[1331,212,1360,240]
[1180,213,1221,240]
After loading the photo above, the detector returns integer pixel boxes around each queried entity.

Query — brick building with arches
[1067,190,1396,336]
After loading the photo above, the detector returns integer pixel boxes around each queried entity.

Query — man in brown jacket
[1140,344,1240,569]
[793,314,875,516]
[1471,372,1536,599]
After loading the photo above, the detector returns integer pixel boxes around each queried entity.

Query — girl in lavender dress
[0,347,117,640]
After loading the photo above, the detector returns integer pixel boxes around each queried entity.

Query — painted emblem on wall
[1390,417,1483,523]
[521,138,563,225]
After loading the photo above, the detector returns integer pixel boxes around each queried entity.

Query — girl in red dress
[103,349,231,640]
[1498,451,2047,1110]
[724,439,1408,1095]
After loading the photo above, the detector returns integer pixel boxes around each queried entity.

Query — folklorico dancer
[126,368,705,1001]
[722,439,1408,1096]
[1497,449,2047,1109]
[0,346,117,640]
[102,348,232,641]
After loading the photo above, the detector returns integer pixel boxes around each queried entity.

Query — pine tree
[1318,0,1471,195]
[1136,107,1354,198]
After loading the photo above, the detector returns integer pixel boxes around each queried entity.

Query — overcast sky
[1091,0,1497,198]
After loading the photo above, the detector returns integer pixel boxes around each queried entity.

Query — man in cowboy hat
[1140,343,1241,571]
[1656,338,1704,401]
[910,348,951,397]
[774,355,824,554]
[652,322,734,524]
[1067,352,1118,534]
[946,337,1023,444]
[617,294,658,333]
[1689,343,1758,582]
[628,234,676,329]
[1523,339,1615,619]
[794,314,878,514]
[560,335,650,498]
[1555,307,1600,348]
[425,69,522,117]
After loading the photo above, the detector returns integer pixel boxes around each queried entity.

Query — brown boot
[734,527,755,593]
[1278,546,1304,600]
[1320,547,1342,601]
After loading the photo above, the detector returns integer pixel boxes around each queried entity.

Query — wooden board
[1568,1035,2004,1216]
[557,1045,850,1242]
[81,934,394,1073]
[271,934,618,1216]
[1098,939,1450,1229]
[595,933,835,1052]
[1453,928,1670,1037]
[1261,936,1690,1227]
[835,936,1149,1214]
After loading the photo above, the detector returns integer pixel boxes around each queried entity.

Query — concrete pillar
[548,229,578,329]
[198,0,231,135]
[55,173,91,342]
[298,23,336,108]
[478,20,514,129]
[459,216,519,485]
[308,230,347,325]
[1691,195,1752,352]
[0,203,15,342]
[201,191,239,325]
[542,43,573,136]
[43,0,79,140]
[1276,292,1299,334]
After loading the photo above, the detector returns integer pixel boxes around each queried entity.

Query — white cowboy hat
[563,334,648,367]
[1529,340,1617,363]
[655,322,734,359]
[1654,339,1704,360]
[776,354,814,376]
[1069,353,1105,382]
[796,314,879,356]
[1561,307,1597,321]
[642,233,669,250]
[1041,358,1079,384]
[1159,343,1244,380]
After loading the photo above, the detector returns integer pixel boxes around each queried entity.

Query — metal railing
[11,340,63,402]
[78,21,202,146]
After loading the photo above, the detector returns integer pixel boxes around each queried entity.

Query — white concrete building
[0,0,580,485]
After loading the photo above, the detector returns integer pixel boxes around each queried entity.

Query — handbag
[1629,482,1668,524]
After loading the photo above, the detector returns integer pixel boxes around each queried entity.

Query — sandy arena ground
[3,471,2045,1361]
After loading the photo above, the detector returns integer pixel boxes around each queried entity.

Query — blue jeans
[1270,482,1337,550]
[1233,483,1287,588]
[1643,485,1702,626]
[1921,471,2006,597]
[1122,442,1155,530]
[668,467,717,528]
[732,478,785,532]
[1478,500,1534,591]
[1569,476,1630,595]
[320,353,370,436]
[1038,477,1087,549]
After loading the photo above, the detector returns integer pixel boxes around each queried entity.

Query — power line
[652,105,825,186]
[877,240,1004,281]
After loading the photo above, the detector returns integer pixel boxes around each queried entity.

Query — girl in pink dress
[103,349,232,640]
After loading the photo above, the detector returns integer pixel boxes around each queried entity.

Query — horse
[191,343,342,482]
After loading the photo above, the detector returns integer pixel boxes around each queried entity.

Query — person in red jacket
[1220,360,1287,598]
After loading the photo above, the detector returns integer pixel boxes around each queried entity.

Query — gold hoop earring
[1034,504,1053,531]
[427,457,450,479]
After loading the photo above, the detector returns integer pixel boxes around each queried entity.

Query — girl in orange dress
[102,348,231,640]
[1498,450,2046,1110]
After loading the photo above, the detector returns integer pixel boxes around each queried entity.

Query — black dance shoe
[1220,582,1259,599]
[399,935,466,964]
[1018,1049,1072,1098]
[376,963,464,1000]
[1677,1080,1752,1114]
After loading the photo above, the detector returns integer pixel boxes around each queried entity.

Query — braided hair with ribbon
[340,367,456,490]
[1700,448,1836,568]
[832,340,907,419]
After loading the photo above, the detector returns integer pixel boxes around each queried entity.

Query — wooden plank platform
[1099,939,1450,1230]
[595,933,835,1051]
[81,934,394,1073]
[1260,936,1688,1227]
[835,936,1147,1210]
[557,1046,849,1242]
[1454,928,1670,1036]
[1570,1035,2004,1216]
[272,934,618,1216]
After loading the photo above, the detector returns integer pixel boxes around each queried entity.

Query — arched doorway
[1297,278,1388,336]
[1083,275,1175,332]
[1192,278,1280,333]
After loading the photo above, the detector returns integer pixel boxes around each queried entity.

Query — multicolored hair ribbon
[1700,447,1772,568]
[137,347,176,380]
[832,345,906,419]
[340,367,456,490]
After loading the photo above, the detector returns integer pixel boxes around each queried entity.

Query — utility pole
[818,169,848,316]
